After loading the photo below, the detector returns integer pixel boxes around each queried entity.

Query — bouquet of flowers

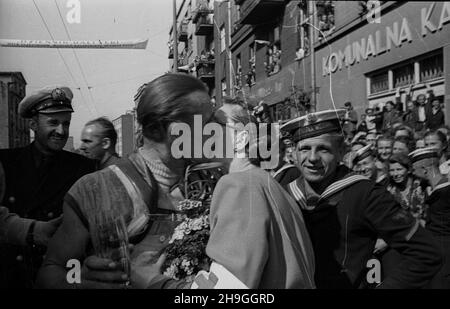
[162,162,224,282]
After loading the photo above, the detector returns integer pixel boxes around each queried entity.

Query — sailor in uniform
[281,109,442,289]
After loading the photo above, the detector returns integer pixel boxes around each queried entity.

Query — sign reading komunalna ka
[322,2,450,76]
[0,39,148,49]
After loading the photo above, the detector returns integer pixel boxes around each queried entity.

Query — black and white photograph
[0,0,449,295]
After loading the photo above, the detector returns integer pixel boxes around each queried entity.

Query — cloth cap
[18,86,74,118]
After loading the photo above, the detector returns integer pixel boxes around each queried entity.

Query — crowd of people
[339,88,449,225]
[0,74,449,289]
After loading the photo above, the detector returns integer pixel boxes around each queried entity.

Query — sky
[0,0,179,148]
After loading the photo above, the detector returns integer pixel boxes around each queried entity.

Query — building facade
[169,0,216,99]
[315,1,449,122]
[0,72,29,149]
[219,0,314,120]
[113,112,135,157]
[185,1,448,124]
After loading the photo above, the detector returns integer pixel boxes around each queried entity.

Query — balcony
[178,21,188,42]
[239,0,286,25]
[195,16,214,36]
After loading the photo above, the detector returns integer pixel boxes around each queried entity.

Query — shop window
[420,52,443,82]
[393,63,414,88]
[370,71,389,94]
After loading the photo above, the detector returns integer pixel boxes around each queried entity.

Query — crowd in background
[332,85,448,224]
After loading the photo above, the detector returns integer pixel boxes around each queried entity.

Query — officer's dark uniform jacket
[285,165,442,289]
[0,143,96,288]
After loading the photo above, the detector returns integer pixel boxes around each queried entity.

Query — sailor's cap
[280,109,346,143]
[353,144,374,165]
[409,147,440,163]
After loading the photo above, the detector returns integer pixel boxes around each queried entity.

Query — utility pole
[173,0,178,72]
[309,1,316,112]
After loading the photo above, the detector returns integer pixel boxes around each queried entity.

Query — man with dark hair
[281,109,441,288]
[80,117,120,170]
[0,86,96,288]
[36,73,215,289]
[382,101,397,132]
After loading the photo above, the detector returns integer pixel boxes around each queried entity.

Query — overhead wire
[54,0,99,116]
[32,0,96,116]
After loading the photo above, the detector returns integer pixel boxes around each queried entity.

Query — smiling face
[295,134,343,184]
[31,112,71,154]
[389,162,408,185]
[416,94,426,106]
[354,155,376,179]
[377,139,393,161]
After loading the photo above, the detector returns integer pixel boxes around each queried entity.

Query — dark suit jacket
[0,143,96,220]
[0,143,96,288]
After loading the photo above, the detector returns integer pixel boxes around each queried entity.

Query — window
[274,102,292,121]
[420,52,443,82]
[188,35,193,54]
[317,0,335,39]
[393,63,414,88]
[370,71,389,94]
[297,4,310,60]
[265,25,282,76]
[247,43,256,86]
[235,53,242,89]
[221,78,227,97]
[367,50,444,96]
[220,25,226,52]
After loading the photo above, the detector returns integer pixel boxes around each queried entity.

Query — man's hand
[406,84,413,95]
[131,251,166,289]
[34,216,63,247]
[80,254,130,289]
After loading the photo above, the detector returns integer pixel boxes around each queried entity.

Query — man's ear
[29,116,38,132]
[235,130,249,153]
[102,138,111,150]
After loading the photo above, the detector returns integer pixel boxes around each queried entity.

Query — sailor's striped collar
[288,171,369,210]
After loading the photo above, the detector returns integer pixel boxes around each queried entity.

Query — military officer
[281,109,442,289]
[0,85,96,288]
